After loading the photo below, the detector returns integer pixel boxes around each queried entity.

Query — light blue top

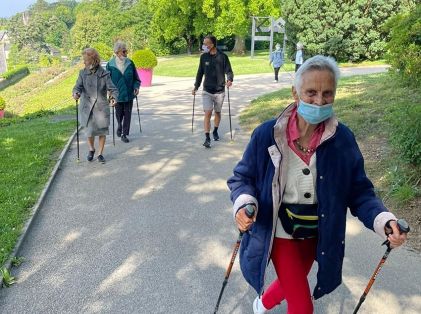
[295,50,303,65]
[270,50,284,68]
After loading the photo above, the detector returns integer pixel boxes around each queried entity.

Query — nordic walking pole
[109,98,115,147]
[353,219,410,314]
[75,99,80,161]
[214,204,255,314]
[227,86,232,141]
[135,95,142,133]
[191,92,196,133]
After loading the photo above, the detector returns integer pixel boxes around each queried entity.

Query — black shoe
[97,154,106,163]
[87,150,95,162]
[213,131,220,141]
[121,135,129,143]
[203,138,211,148]
[117,130,122,137]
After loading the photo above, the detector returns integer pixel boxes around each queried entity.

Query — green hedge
[0,96,5,110]
[387,103,421,167]
[0,66,30,80]
[385,5,421,87]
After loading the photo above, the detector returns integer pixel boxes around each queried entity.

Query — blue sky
[1,0,45,18]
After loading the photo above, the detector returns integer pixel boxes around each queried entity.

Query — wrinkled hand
[235,206,255,232]
[226,80,232,88]
[385,220,408,249]
[134,88,139,96]
[192,87,197,95]
[109,98,117,106]
[73,93,80,100]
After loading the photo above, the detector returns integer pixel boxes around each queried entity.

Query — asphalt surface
[1,66,420,314]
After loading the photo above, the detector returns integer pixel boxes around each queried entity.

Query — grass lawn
[240,72,421,250]
[1,66,80,116]
[154,50,387,77]
[0,112,75,267]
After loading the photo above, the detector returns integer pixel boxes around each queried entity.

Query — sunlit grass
[154,51,387,77]
[0,114,74,267]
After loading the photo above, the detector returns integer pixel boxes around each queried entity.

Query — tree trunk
[185,35,193,55]
[231,35,246,55]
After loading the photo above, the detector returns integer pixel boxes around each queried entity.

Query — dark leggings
[274,67,280,81]
[115,101,133,136]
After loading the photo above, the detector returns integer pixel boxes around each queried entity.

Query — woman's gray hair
[113,41,127,53]
[294,55,340,96]
[82,48,100,67]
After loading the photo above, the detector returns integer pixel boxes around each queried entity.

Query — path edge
[0,129,78,289]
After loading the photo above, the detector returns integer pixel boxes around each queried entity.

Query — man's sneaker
[213,131,220,141]
[87,150,95,162]
[97,154,106,163]
[273,80,278,83]
[253,296,268,314]
[203,138,211,148]
[121,135,129,143]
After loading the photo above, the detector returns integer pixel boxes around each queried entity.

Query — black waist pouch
[278,203,318,238]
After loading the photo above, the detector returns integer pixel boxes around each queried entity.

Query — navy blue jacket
[227,117,388,299]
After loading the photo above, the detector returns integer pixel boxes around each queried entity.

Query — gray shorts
[202,91,225,112]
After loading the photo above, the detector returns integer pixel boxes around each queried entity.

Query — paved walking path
[1,67,420,314]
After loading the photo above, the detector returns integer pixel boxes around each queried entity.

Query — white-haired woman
[106,41,141,143]
[228,55,408,313]
[269,43,284,82]
[72,48,118,163]
[294,42,305,72]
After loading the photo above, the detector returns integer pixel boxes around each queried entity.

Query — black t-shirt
[194,50,234,94]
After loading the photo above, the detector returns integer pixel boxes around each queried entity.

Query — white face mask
[117,55,126,61]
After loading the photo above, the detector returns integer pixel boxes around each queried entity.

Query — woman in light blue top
[294,42,304,72]
[269,43,284,82]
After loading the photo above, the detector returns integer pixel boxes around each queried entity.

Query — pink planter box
[137,68,153,87]
[0,110,4,119]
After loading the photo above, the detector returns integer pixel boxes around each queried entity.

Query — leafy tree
[148,0,212,54]
[70,12,102,54]
[281,0,417,62]
[203,0,281,54]
[384,4,421,87]
[92,42,113,60]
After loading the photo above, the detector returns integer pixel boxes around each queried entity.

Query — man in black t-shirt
[192,35,234,148]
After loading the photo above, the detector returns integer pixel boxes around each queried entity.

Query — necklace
[294,139,315,154]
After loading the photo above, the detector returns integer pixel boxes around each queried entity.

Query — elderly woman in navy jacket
[227,55,408,314]
[107,41,141,143]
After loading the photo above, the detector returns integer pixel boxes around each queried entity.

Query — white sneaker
[253,296,268,314]
[273,80,278,83]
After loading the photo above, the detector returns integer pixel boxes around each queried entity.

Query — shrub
[132,49,158,69]
[384,5,421,87]
[387,103,421,166]
[92,43,113,61]
[0,66,30,80]
[0,96,5,110]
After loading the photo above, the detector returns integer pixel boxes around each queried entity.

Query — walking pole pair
[213,205,255,314]
[135,95,142,133]
[353,219,410,313]
[75,99,80,161]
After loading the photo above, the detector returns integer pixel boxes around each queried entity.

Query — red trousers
[262,237,317,314]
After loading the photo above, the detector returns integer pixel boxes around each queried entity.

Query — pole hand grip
[383,219,410,248]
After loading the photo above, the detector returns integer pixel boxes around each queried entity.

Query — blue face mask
[202,45,210,53]
[297,99,334,124]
